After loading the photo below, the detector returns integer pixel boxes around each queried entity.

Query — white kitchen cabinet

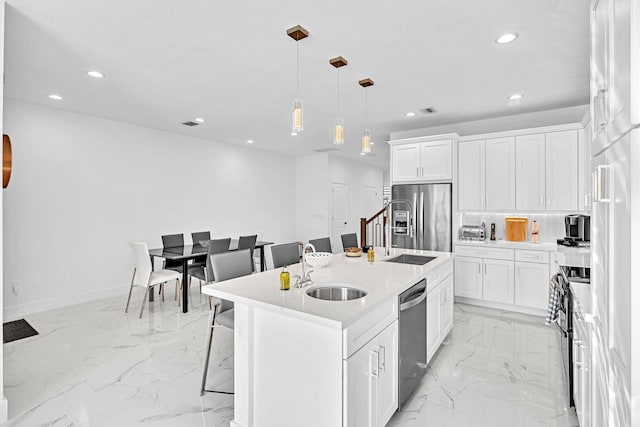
[514,261,549,310]
[439,274,454,339]
[545,130,578,211]
[390,137,454,184]
[458,137,514,211]
[426,288,441,363]
[454,256,482,299]
[344,320,398,427]
[458,140,485,210]
[515,133,546,211]
[391,144,421,183]
[482,259,514,304]
[485,137,515,210]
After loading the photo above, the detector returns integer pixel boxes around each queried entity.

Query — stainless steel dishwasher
[398,278,428,409]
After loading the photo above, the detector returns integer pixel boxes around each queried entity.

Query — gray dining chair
[270,242,301,269]
[191,231,212,264]
[341,233,359,251]
[161,233,185,273]
[185,238,231,305]
[238,234,258,270]
[201,248,254,395]
[127,241,181,318]
[309,237,332,253]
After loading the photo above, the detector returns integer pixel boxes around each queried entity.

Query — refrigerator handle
[412,192,418,244]
[419,192,424,248]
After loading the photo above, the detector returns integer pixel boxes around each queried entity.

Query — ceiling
[4,0,590,168]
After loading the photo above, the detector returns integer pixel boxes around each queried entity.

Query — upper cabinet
[591,0,640,154]
[458,137,515,211]
[390,135,455,184]
[514,130,578,212]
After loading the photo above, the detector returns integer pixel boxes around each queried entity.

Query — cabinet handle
[575,362,584,369]
[416,167,420,178]
[478,263,480,274]
[421,166,424,177]
[378,345,386,372]
[484,263,487,274]
[486,196,489,208]
[547,196,551,206]
[370,350,379,378]
[540,195,544,206]
[594,165,610,203]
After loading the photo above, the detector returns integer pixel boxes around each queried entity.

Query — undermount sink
[306,285,367,301]
[384,254,436,266]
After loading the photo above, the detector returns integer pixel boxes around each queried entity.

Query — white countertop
[454,239,557,251]
[556,245,591,268]
[202,247,453,330]
[570,281,592,317]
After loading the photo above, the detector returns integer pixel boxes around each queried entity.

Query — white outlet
[12,281,20,294]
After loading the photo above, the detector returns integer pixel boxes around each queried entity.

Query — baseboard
[4,284,129,320]
[0,395,7,423]
[455,297,546,317]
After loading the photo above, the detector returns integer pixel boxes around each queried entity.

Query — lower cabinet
[514,261,549,309]
[427,273,454,363]
[483,259,514,303]
[344,319,398,427]
[454,244,553,314]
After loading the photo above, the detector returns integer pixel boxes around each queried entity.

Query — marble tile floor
[388,303,576,427]
[4,290,575,427]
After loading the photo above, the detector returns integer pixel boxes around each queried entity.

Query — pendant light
[359,78,374,154]
[287,25,309,134]
[330,56,348,145]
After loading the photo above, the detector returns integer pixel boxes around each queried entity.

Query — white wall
[328,156,383,245]
[3,99,296,318]
[295,154,329,244]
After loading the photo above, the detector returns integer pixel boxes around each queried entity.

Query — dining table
[148,239,274,313]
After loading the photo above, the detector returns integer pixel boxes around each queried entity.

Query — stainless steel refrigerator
[391,183,452,252]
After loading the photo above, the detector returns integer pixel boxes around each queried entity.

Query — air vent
[182,121,199,127]
[420,107,438,115]
[314,147,340,153]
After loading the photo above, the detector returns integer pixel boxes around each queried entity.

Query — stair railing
[360,206,388,249]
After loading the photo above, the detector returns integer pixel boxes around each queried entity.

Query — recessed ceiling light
[194,117,205,123]
[87,70,104,78]
[495,33,519,44]
[405,112,416,117]
[508,93,524,100]
[48,94,63,100]
[291,132,298,136]
[247,139,254,144]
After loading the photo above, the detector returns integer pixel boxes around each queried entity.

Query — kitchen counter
[203,246,453,329]
[201,247,453,427]
[454,239,557,251]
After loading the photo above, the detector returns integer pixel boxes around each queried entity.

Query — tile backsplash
[460,213,567,243]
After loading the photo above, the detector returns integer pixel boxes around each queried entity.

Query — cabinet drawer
[426,259,453,292]
[343,300,398,359]
[515,249,550,264]
[455,245,514,261]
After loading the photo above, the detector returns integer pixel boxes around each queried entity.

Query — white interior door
[331,183,348,253]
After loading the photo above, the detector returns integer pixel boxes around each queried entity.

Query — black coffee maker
[561,214,590,245]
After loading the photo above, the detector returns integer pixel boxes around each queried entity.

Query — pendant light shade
[287,25,309,134]
[330,56,348,145]
[361,129,372,153]
[359,78,374,154]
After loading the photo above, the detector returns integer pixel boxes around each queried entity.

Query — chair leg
[125,268,136,313]
[161,284,165,302]
[201,305,234,395]
[139,286,150,319]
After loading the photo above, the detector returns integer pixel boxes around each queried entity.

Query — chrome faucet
[385,199,415,256]
[293,243,315,288]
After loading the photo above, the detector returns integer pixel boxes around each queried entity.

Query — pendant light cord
[296,41,300,98]
[365,88,368,128]
[337,68,341,115]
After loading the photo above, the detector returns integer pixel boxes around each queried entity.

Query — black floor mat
[3,319,39,344]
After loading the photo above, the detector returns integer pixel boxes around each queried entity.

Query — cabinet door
[426,289,441,363]
[458,140,485,210]
[391,144,421,183]
[591,0,610,153]
[454,256,482,299]
[344,340,376,427]
[482,259,514,304]
[515,134,546,211]
[439,274,454,338]
[375,320,398,426]
[420,140,452,181]
[485,137,515,210]
[545,131,578,211]
[514,261,549,310]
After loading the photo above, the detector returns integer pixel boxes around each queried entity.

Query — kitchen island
[202,247,454,427]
